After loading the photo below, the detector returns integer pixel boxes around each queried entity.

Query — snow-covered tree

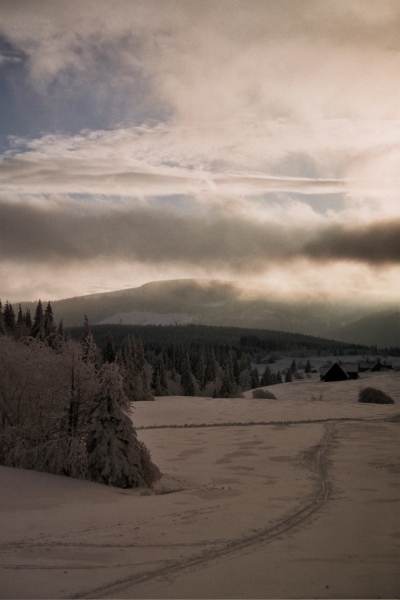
[151,352,168,396]
[119,336,153,401]
[81,315,98,364]
[180,351,195,396]
[86,363,160,488]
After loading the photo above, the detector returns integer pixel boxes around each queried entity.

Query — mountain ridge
[10,279,399,348]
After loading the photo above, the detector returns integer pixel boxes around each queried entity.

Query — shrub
[358,387,394,405]
[252,389,277,399]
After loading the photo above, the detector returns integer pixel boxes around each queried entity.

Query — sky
[0,0,400,305]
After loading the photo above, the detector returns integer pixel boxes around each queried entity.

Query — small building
[320,362,359,382]
[359,359,393,372]
[358,360,376,372]
[340,362,359,379]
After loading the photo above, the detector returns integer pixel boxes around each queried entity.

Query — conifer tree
[0,302,5,336]
[276,370,283,384]
[102,332,116,363]
[305,359,312,373]
[231,350,240,384]
[195,352,206,391]
[151,352,168,395]
[260,365,273,386]
[44,302,56,340]
[31,300,45,340]
[205,349,218,384]
[239,352,252,373]
[17,305,24,327]
[251,367,260,388]
[219,362,237,397]
[135,337,153,400]
[4,301,16,333]
[119,335,153,401]
[15,304,30,339]
[57,319,64,338]
[25,308,32,329]
[181,351,195,396]
[81,316,97,364]
[218,352,238,397]
[86,363,160,488]
[285,369,293,383]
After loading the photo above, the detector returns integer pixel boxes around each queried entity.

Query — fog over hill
[14,279,399,348]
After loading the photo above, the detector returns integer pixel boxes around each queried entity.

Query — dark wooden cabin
[320,362,359,382]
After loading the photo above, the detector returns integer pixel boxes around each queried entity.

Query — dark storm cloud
[303,221,400,265]
[1,199,399,272]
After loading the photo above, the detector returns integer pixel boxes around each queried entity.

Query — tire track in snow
[69,423,336,599]
[136,415,388,430]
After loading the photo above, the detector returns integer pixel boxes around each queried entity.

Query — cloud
[304,221,400,265]
[0,196,399,274]
[0,152,345,198]
[1,1,400,302]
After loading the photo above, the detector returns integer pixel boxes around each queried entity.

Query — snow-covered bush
[252,388,277,399]
[358,387,394,404]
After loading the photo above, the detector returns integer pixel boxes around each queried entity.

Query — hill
[12,279,398,348]
[324,311,400,348]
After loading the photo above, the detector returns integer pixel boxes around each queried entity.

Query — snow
[1,371,399,599]
[96,310,193,325]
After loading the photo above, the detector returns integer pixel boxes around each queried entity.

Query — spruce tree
[57,319,64,338]
[219,359,237,397]
[86,363,160,488]
[285,369,293,383]
[119,335,153,401]
[251,367,260,388]
[44,302,56,340]
[205,349,218,384]
[151,353,168,396]
[181,351,195,396]
[195,352,206,391]
[0,301,5,335]
[305,359,312,374]
[15,304,30,339]
[102,332,116,363]
[81,315,97,364]
[25,308,32,329]
[31,300,45,340]
[4,301,16,333]
[17,305,24,327]
[135,337,153,400]
[260,365,273,386]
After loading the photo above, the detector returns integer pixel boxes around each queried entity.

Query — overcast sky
[1,0,399,304]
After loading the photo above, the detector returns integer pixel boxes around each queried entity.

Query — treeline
[68,323,371,357]
[0,300,160,488]
[66,323,373,398]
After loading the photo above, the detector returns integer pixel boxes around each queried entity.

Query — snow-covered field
[1,371,399,599]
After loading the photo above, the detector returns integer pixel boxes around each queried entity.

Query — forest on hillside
[66,322,388,397]
[69,323,377,356]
